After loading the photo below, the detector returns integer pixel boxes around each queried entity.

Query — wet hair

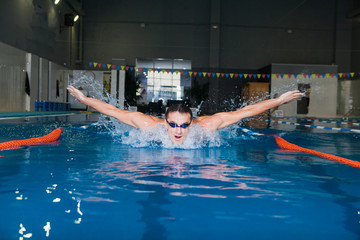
[165,103,193,120]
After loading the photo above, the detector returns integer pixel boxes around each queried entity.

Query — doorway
[297,83,310,114]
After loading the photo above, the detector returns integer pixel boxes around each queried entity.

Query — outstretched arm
[194,90,304,131]
[67,86,161,129]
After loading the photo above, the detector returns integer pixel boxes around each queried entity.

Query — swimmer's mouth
[174,135,182,141]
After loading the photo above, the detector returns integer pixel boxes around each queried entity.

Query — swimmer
[67,86,303,144]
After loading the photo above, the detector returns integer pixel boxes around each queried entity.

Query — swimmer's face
[165,111,192,144]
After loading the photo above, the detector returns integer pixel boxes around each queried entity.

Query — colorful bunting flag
[87,61,358,80]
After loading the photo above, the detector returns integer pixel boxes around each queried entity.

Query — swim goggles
[166,119,191,129]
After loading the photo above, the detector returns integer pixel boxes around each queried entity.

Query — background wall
[82,0,353,72]
[338,79,360,116]
[0,0,81,69]
[271,64,338,117]
[0,42,27,112]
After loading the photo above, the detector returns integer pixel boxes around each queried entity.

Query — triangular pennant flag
[153,69,157,72]
[198,72,202,76]
[266,74,270,79]
[293,74,297,79]
[321,74,326,78]
[194,72,198,76]
[276,74,280,78]
[235,73,238,78]
[94,62,98,67]
[244,74,248,79]
[303,74,308,78]
[216,73,220,78]
[212,73,216,77]
[98,63,102,68]
[346,73,351,77]
[107,64,111,69]
[298,74,303,78]
[170,70,174,74]
[230,73,234,78]
[248,74,252,79]
[221,73,225,78]
[330,73,335,77]
[207,72,211,77]
[175,71,179,75]
[180,71,184,75]
[189,71,193,76]
[261,74,265,79]
[117,65,120,70]
[102,63,106,68]
[225,73,229,78]
[202,72,207,77]
[284,74,288,79]
[112,64,116,69]
[316,74,321,78]
[161,70,166,73]
[166,70,170,73]
[121,66,125,70]
[183,71,188,76]
[325,73,330,78]
[271,74,276,79]
[310,74,315,78]
[139,68,143,72]
[239,74,243,78]
[257,74,261,79]
[130,67,134,71]
[89,62,93,67]
[280,74,284,78]
[125,66,130,71]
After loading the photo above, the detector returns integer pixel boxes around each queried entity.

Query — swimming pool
[0,113,360,239]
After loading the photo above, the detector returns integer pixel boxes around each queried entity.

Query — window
[136,58,191,103]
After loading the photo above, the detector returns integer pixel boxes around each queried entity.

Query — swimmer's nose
[175,126,183,133]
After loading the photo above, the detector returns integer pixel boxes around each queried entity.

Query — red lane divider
[274,135,360,169]
[0,128,63,151]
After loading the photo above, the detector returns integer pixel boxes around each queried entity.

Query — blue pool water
[0,113,360,239]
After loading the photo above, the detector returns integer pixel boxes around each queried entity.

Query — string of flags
[88,61,357,79]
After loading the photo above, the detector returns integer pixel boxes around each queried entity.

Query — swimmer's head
[165,104,193,144]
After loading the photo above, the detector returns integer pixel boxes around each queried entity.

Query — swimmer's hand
[67,86,86,103]
[278,90,304,104]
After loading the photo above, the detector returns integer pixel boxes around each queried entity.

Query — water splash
[70,71,124,109]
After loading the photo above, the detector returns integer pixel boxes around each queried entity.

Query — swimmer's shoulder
[144,115,165,129]
[193,116,218,131]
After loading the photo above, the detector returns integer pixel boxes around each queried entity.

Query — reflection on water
[70,146,304,202]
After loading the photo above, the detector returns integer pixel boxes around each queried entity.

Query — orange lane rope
[274,135,360,169]
[0,128,63,151]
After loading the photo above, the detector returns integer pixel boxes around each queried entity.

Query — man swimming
[67,86,303,144]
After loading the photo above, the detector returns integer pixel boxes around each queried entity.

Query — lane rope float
[271,117,360,126]
[270,116,360,124]
[0,128,63,151]
[239,126,360,169]
[73,122,99,130]
[261,119,360,133]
